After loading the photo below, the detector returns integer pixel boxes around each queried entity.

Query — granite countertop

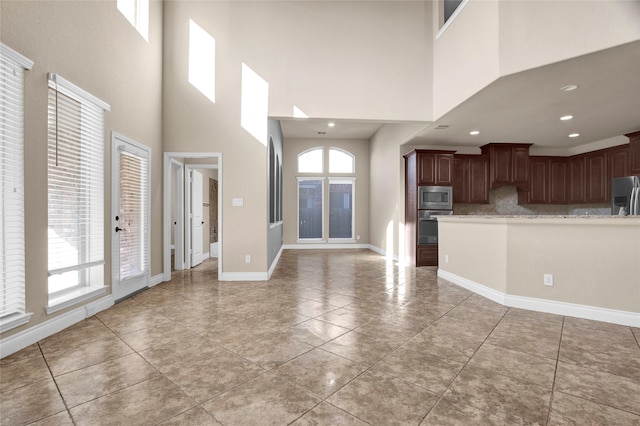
[443,215,636,219]
[437,215,640,224]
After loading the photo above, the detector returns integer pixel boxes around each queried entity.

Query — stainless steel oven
[418,210,452,245]
[418,186,452,210]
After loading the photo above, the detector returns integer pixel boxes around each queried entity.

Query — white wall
[499,0,640,76]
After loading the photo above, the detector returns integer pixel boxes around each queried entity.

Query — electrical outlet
[445,254,449,263]
[245,255,251,264]
[357,235,360,240]
[544,274,554,286]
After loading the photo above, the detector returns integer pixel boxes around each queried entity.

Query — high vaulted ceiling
[279,40,640,150]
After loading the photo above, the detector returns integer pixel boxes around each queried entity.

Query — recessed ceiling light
[469,130,480,135]
[328,122,335,127]
[569,133,580,138]
[560,115,573,121]
[560,84,579,92]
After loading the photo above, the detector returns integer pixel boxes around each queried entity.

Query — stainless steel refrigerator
[611,175,640,215]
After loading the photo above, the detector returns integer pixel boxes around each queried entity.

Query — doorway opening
[163,152,222,282]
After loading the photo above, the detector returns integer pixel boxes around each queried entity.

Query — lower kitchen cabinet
[417,245,438,267]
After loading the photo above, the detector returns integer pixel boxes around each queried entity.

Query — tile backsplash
[453,186,611,216]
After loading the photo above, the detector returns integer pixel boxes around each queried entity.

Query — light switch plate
[544,274,554,286]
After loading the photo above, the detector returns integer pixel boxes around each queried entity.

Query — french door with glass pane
[111,133,150,301]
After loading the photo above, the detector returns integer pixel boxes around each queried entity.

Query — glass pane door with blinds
[111,133,150,301]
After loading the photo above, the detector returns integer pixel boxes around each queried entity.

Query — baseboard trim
[283,243,370,250]
[438,269,640,327]
[368,244,399,262]
[268,246,284,279]
[219,272,269,281]
[0,295,114,359]
[149,273,164,287]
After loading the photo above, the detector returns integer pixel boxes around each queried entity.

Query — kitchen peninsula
[436,215,640,327]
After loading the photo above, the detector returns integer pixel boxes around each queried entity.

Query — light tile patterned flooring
[2,249,640,425]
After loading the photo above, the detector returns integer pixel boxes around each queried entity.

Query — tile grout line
[545,315,565,425]
[416,304,510,425]
[37,341,77,426]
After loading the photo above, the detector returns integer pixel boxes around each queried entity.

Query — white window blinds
[118,148,150,280]
[47,74,110,297]
[0,44,33,332]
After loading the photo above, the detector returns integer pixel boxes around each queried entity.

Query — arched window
[297,147,356,241]
[329,148,354,174]
[298,148,323,173]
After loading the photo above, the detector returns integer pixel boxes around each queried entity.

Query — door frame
[111,132,151,301]
[170,159,185,271]
[184,164,218,269]
[163,152,222,281]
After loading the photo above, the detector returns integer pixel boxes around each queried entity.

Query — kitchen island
[436,215,640,326]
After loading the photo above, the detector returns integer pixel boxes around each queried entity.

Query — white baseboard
[368,244,399,262]
[438,269,640,327]
[0,295,114,359]
[283,243,371,250]
[149,273,164,287]
[268,245,284,279]
[219,272,269,281]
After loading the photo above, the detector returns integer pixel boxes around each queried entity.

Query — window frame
[297,177,325,242]
[297,147,324,174]
[328,147,355,174]
[327,177,356,242]
[0,44,33,333]
[46,73,110,314]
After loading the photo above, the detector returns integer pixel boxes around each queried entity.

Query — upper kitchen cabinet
[453,155,489,204]
[480,143,532,190]
[416,150,455,186]
[586,150,608,203]
[626,131,640,174]
[522,156,569,205]
[607,144,629,179]
[568,154,587,204]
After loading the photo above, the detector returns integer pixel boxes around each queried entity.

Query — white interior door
[191,170,204,267]
[112,133,150,301]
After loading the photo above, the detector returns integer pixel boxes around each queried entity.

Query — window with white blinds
[0,44,33,333]
[47,74,110,308]
[118,148,149,280]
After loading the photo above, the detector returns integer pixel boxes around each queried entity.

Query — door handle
[201,221,205,225]
[115,226,127,232]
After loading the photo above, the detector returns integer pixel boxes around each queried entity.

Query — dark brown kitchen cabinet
[417,150,455,186]
[416,246,438,267]
[452,157,468,203]
[549,158,568,204]
[453,155,489,204]
[586,150,608,203]
[522,156,569,205]
[626,131,640,174]
[568,154,586,203]
[607,145,629,179]
[480,143,532,190]
[526,157,549,204]
[404,149,454,267]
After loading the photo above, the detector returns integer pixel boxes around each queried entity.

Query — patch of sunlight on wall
[188,19,216,103]
[117,0,149,41]
[398,220,405,267]
[293,106,309,118]
[385,221,394,264]
[241,63,269,146]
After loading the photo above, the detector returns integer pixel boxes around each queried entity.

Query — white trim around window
[328,177,356,242]
[297,177,325,242]
[0,44,33,333]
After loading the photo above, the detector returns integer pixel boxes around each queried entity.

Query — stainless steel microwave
[418,186,452,210]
